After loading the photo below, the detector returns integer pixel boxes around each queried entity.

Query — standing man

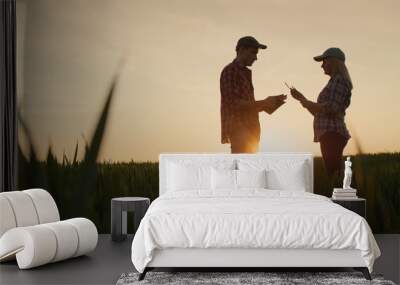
[220,36,286,153]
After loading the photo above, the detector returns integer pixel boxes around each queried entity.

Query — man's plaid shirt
[220,59,260,144]
[314,74,352,142]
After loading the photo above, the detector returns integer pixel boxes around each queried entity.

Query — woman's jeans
[319,131,348,177]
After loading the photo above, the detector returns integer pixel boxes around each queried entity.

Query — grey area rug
[116,271,396,285]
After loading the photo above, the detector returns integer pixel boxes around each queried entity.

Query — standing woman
[291,47,353,178]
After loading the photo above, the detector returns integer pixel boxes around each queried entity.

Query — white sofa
[0,188,98,269]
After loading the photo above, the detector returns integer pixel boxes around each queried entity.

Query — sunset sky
[17,0,400,162]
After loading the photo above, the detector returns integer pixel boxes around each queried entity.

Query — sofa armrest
[0,225,57,268]
[0,218,98,269]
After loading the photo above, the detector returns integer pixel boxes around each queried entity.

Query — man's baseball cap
[313,47,345,62]
[236,36,267,50]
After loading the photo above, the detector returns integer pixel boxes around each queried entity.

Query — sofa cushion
[0,191,39,228]
[0,196,17,237]
[24,189,60,224]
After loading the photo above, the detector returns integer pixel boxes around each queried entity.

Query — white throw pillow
[237,159,308,191]
[236,169,267,189]
[167,162,210,191]
[211,168,267,190]
[266,165,306,191]
[211,168,236,190]
[167,160,235,191]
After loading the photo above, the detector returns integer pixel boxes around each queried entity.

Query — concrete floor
[0,234,399,285]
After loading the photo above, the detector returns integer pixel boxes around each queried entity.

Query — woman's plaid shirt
[314,74,352,142]
[220,59,260,144]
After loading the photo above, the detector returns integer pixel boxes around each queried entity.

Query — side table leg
[111,201,127,241]
[122,210,127,236]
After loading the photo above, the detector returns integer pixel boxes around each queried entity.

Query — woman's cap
[236,36,267,50]
[313,47,345,62]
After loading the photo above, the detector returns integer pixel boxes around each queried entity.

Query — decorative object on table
[0,189,98,269]
[111,197,150,242]
[343,157,353,189]
[116,271,394,285]
[332,157,358,199]
[331,198,366,218]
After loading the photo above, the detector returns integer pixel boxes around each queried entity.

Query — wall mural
[16,0,399,233]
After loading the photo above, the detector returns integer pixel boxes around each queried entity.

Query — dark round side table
[111,197,150,242]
